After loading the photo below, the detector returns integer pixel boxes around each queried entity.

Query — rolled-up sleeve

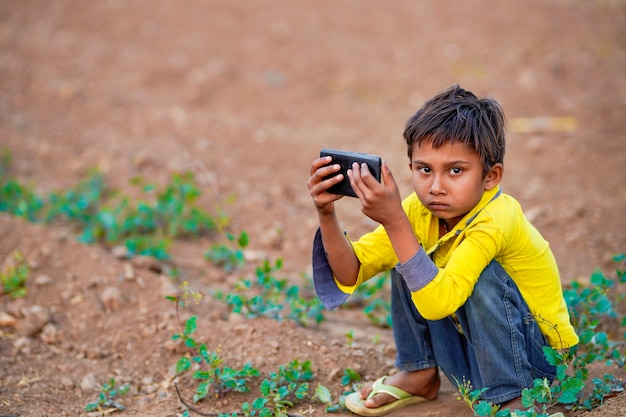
[311,228,350,310]
[396,249,439,291]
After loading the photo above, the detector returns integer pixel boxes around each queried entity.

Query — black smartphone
[320,148,382,197]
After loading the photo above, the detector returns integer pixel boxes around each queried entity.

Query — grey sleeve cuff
[396,249,439,292]
[311,227,350,310]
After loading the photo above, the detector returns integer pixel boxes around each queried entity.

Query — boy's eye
[418,166,431,174]
[450,167,463,175]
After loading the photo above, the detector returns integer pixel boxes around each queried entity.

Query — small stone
[34,275,53,286]
[159,276,178,298]
[233,323,250,333]
[81,373,98,392]
[123,263,135,280]
[101,286,122,313]
[132,255,162,273]
[243,249,266,262]
[40,323,58,344]
[227,312,246,324]
[383,344,397,359]
[60,376,74,388]
[0,311,17,328]
[16,305,51,337]
[13,336,31,353]
[328,368,342,381]
[163,338,183,352]
[259,226,283,250]
[111,245,128,259]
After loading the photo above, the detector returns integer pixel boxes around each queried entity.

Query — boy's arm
[317,210,360,286]
[349,162,422,263]
[308,155,360,286]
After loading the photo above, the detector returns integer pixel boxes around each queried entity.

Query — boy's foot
[359,367,440,409]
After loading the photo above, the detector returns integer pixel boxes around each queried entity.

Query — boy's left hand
[348,161,404,225]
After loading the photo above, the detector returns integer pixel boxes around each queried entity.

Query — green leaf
[590,269,607,286]
[260,379,271,397]
[559,377,584,404]
[194,381,210,402]
[341,368,361,386]
[474,401,496,416]
[542,346,562,366]
[238,231,249,248]
[176,356,191,374]
[556,364,568,381]
[184,316,197,337]
[252,397,269,409]
[595,331,608,345]
[295,383,309,399]
[314,384,332,403]
[258,408,273,417]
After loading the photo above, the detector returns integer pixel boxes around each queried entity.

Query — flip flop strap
[366,376,413,401]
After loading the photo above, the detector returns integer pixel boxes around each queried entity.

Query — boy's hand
[307,156,344,215]
[348,161,404,225]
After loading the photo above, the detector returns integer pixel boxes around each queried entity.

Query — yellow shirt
[338,186,578,349]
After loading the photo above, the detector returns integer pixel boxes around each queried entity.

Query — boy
[307,85,578,416]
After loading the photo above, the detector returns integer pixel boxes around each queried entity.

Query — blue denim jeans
[390,261,556,404]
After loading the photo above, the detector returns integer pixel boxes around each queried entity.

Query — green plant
[46,169,106,226]
[84,377,130,412]
[0,151,44,222]
[456,377,499,416]
[344,330,355,347]
[64,172,223,259]
[1,157,226,260]
[341,368,361,388]
[519,348,584,415]
[173,313,260,402]
[1,250,29,298]
[170,290,341,417]
[242,359,313,417]
[205,231,249,271]
[213,259,325,327]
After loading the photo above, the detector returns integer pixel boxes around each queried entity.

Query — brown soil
[1,1,625,416]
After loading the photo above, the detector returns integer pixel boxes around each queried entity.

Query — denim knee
[455,261,556,403]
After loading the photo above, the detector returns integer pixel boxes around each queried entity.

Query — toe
[364,393,394,408]
[360,382,373,400]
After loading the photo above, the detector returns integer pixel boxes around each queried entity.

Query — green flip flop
[344,375,428,416]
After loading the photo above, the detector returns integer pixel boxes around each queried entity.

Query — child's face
[409,140,501,227]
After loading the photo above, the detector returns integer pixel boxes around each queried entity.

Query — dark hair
[403,85,506,176]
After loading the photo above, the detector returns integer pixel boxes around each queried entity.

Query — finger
[310,156,333,176]
[347,162,364,197]
[309,162,342,187]
[309,171,344,197]
[358,162,379,188]
[380,161,397,190]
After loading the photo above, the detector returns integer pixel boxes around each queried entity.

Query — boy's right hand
[307,156,344,214]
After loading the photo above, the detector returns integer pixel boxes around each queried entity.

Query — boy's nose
[429,177,446,195]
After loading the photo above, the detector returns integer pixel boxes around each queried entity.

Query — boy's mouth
[429,201,449,211]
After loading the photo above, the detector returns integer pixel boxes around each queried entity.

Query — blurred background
[1,0,625,279]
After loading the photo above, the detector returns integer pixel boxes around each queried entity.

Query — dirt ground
[1,1,625,416]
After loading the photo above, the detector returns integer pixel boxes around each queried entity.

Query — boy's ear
[484,163,503,190]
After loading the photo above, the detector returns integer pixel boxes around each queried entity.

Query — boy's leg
[391,268,482,388]
[355,270,443,409]
[391,268,469,374]
[369,265,555,408]
[454,261,557,405]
